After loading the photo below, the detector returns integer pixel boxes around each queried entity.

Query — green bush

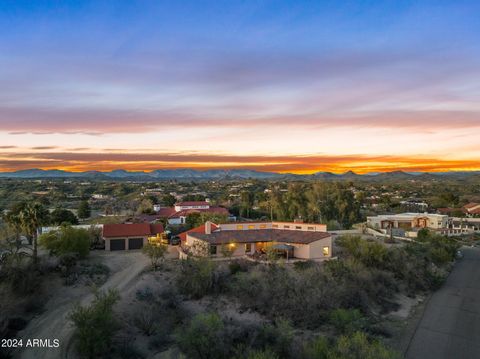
[334,331,398,359]
[69,289,120,359]
[142,242,167,270]
[302,336,330,359]
[329,309,366,334]
[176,312,228,359]
[302,332,397,359]
[246,349,279,359]
[40,226,90,258]
[177,258,220,298]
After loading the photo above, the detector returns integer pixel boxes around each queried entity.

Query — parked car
[169,236,180,246]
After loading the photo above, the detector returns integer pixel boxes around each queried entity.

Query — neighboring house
[154,201,231,225]
[463,203,480,216]
[367,213,448,231]
[127,201,233,226]
[103,223,164,251]
[174,201,211,211]
[184,221,332,260]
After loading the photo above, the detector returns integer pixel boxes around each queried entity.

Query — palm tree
[19,203,48,265]
[4,210,23,243]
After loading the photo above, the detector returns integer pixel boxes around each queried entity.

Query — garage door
[128,237,144,250]
[110,239,125,251]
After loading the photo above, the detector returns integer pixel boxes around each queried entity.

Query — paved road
[406,247,480,359]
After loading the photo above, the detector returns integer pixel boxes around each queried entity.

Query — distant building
[174,201,210,212]
[367,213,448,230]
[127,201,233,226]
[463,203,480,216]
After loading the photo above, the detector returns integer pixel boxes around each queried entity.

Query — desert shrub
[40,226,90,259]
[142,242,167,270]
[137,287,185,350]
[301,332,397,359]
[255,319,295,358]
[329,309,366,334]
[114,336,145,359]
[417,228,430,241]
[245,349,279,359]
[229,259,399,328]
[177,258,227,298]
[176,312,229,359]
[136,286,155,302]
[302,336,330,359]
[336,236,387,268]
[133,307,157,336]
[7,262,42,295]
[333,331,398,359]
[69,289,120,359]
[229,259,253,275]
[293,260,315,271]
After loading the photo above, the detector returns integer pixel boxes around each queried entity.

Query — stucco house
[183,221,332,260]
[367,213,448,231]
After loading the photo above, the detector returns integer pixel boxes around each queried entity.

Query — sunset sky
[1,0,479,174]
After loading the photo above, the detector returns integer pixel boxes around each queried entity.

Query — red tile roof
[463,202,480,209]
[189,229,331,245]
[157,207,177,217]
[103,223,164,238]
[178,223,219,242]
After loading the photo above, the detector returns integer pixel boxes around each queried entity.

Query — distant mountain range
[0,168,479,180]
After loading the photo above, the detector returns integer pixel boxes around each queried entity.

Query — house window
[295,226,302,230]
[259,224,267,229]
[245,243,252,253]
[248,225,255,229]
[307,226,314,230]
[236,225,243,230]
[210,245,217,255]
[323,246,330,256]
[284,225,290,229]
[272,224,278,228]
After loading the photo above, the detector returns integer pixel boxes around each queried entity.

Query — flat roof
[188,229,331,245]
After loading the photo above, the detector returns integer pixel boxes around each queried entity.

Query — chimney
[205,221,212,234]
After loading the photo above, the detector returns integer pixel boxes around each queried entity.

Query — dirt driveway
[14,251,149,359]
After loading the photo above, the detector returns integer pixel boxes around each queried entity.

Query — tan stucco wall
[218,221,327,232]
[306,236,332,259]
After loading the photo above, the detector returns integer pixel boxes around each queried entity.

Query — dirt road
[14,251,149,359]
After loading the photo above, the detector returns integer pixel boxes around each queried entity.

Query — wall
[218,221,327,232]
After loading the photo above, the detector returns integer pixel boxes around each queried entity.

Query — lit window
[236,225,243,230]
[295,226,302,230]
[245,243,252,253]
[248,225,255,229]
[272,224,278,228]
[323,246,330,256]
[259,224,267,229]
[284,225,290,229]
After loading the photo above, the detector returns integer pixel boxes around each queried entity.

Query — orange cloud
[0,151,479,174]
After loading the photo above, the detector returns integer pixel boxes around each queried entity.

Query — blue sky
[0,0,479,172]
